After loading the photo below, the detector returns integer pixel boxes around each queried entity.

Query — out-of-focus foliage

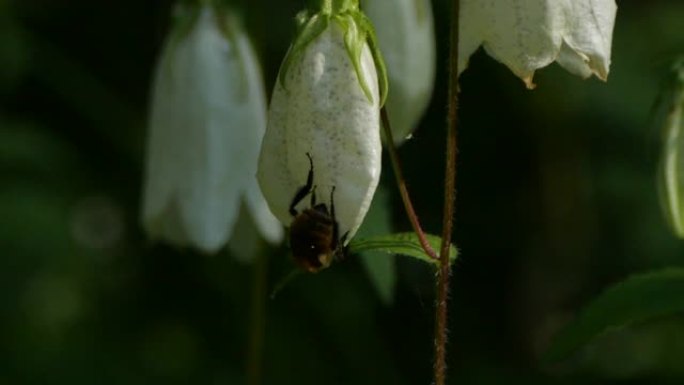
[2,0,684,384]
[545,268,684,363]
[355,187,397,304]
[656,59,684,238]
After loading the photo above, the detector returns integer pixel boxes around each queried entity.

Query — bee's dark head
[289,207,335,273]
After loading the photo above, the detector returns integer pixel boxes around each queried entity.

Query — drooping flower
[257,0,387,271]
[141,2,282,254]
[657,60,684,237]
[458,0,618,88]
[364,0,436,144]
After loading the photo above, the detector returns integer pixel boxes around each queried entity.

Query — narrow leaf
[348,232,457,266]
[543,268,684,364]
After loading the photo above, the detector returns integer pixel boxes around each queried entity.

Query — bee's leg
[310,185,318,206]
[336,231,350,261]
[288,152,315,216]
[329,186,344,259]
[333,189,339,239]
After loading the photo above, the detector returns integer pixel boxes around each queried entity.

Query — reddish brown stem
[434,0,460,384]
[380,107,439,261]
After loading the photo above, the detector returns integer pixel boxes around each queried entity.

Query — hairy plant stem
[247,248,268,385]
[434,0,460,384]
[381,107,438,261]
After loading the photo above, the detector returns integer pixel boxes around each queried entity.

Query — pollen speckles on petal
[458,0,617,86]
[257,19,382,245]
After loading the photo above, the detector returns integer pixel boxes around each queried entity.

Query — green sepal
[354,11,389,106]
[295,9,311,30]
[212,4,250,100]
[168,2,202,50]
[166,2,239,64]
[278,13,330,89]
[316,0,359,14]
[166,2,249,101]
[331,0,358,13]
[335,13,375,103]
[278,3,388,106]
[348,232,458,267]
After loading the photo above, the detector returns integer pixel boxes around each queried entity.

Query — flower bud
[142,3,282,254]
[657,60,684,237]
[364,0,435,144]
[257,3,385,270]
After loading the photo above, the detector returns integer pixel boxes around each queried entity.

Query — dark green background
[2,0,684,384]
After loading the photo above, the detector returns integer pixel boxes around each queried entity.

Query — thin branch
[381,107,439,261]
[434,0,460,383]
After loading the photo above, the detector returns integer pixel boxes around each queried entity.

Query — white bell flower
[141,3,283,254]
[257,1,387,271]
[364,0,436,144]
[459,0,618,88]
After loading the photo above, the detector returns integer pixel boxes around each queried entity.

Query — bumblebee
[288,153,347,273]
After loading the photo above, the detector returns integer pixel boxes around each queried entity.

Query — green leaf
[543,268,684,364]
[348,232,457,266]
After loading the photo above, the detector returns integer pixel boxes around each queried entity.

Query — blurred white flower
[141,3,283,254]
[364,0,435,144]
[257,3,384,271]
[459,0,617,88]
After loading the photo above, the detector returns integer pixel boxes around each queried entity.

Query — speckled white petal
[556,0,616,81]
[458,0,616,87]
[364,0,435,143]
[143,7,258,253]
[555,41,594,79]
[258,22,382,243]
